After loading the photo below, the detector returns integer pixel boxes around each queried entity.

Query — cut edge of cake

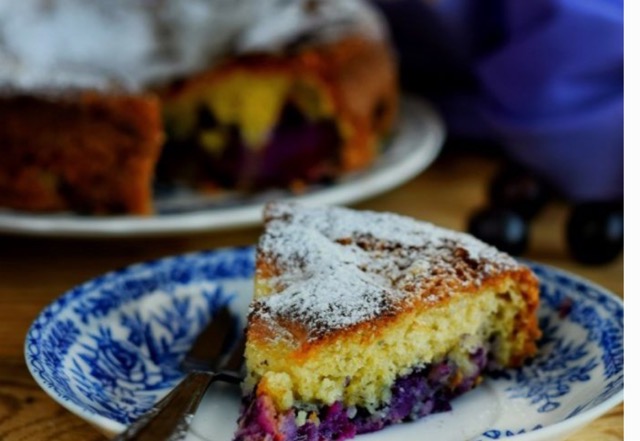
[234,202,540,441]
[160,35,397,192]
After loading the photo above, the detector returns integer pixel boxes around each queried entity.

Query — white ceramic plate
[0,97,444,238]
[25,247,624,441]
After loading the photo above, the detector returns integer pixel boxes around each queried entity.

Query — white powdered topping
[253,203,521,340]
[236,0,385,53]
[264,267,395,337]
[0,0,384,93]
[256,222,396,338]
[0,0,252,92]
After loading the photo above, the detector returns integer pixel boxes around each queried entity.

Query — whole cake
[0,0,397,215]
[236,202,540,440]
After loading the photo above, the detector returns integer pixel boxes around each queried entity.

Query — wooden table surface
[0,151,623,440]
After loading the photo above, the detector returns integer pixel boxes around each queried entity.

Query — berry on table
[468,207,529,256]
[567,201,623,265]
[489,165,551,220]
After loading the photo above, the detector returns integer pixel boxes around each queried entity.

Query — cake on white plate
[0,0,397,214]
[235,202,540,441]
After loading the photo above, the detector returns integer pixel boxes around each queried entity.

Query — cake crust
[0,92,163,214]
[251,203,539,354]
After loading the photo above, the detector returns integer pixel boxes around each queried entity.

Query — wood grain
[0,151,623,440]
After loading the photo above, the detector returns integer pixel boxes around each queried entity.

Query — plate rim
[23,246,256,436]
[24,249,624,440]
[484,259,624,441]
[0,96,445,238]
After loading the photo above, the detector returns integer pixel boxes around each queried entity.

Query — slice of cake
[235,202,540,441]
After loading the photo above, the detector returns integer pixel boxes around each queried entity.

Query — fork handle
[114,371,215,441]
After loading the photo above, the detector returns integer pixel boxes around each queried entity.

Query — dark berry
[468,207,529,256]
[567,201,623,265]
[489,165,551,219]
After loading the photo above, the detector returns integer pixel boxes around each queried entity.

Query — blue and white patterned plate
[25,247,624,441]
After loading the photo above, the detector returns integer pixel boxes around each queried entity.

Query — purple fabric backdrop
[373,0,623,201]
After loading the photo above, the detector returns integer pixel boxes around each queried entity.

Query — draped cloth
[374,0,623,201]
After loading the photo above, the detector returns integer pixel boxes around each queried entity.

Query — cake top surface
[251,202,523,342]
[0,0,384,94]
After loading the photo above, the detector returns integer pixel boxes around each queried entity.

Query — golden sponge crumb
[246,280,531,412]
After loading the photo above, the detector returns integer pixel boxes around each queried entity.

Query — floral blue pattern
[505,315,599,413]
[26,246,254,425]
[482,425,543,439]
[25,252,623,440]
[477,262,624,439]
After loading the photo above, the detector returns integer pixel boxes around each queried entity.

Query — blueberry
[489,165,551,220]
[567,201,623,265]
[468,207,529,256]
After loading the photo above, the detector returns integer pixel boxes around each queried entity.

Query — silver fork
[115,307,245,441]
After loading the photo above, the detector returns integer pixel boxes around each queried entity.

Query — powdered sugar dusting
[236,0,385,53]
[0,0,384,93]
[260,268,395,338]
[252,203,522,341]
[0,0,252,93]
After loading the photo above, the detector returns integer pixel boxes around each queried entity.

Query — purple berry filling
[253,104,341,188]
[234,349,488,441]
[161,103,341,190]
